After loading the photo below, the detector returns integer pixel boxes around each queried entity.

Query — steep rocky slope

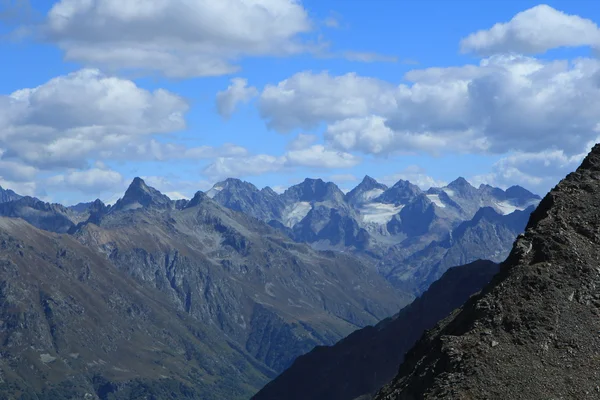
[252,260,498,400]
[0,218,272,400]
[387,206,534,294]
[374,145,600,399]
[72,180,409,375]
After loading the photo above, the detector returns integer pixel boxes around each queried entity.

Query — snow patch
[283,201,312,227]
[442,188,455,197]
[206,185,223,198]
[494,201,523,215]
[361,188,384,201]
[360,203,404,224]
[426,194,446,208]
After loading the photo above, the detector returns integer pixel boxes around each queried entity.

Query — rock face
[0,218,272,400]
[388,206,534,294]
[374,144,600,399]
[252,260,499,400]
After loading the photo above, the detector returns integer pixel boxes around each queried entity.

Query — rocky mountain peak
[376,179,422,205]
[261,186,279,197]
[375,143,600,399]
[345,175,388,205]
[360,175,382,188]
[185,191,207,208]
[446,177,478,197]
[447,176,472,188]
[114,177,172,211]
[505,184,541,202]
[283,178,345,203]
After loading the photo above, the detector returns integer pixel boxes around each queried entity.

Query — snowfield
[206,186,223,198]
[283,202,312,227]
[426,194,446,208]
[359,203,404,224]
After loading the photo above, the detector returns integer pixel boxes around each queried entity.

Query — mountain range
[0,178,407,399]
[205,175,540,295]
[0,174,541,398]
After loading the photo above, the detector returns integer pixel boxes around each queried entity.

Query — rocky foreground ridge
[252,260,499,400]
[374,144,600,399]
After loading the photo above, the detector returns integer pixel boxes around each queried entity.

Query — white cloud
[460,5,600,56]
[47,168,124,194]
[0,178,36,196]
[0,69,188,169]
[0,159,37,181]
[286,144,361,168]
[380,165,446,190]
[42,0,313,78]
[216,78,258,118]
[258,55,600,157]
[205,154,286,178]
[103,140,248,162]
[204,145,360,178]
[287,133,318,150]
[259,71,397,132]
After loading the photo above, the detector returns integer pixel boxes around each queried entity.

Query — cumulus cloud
[205,154,285,178]
[0,69,188,169]
[204,145,360,179]
[460,5,600,56]
[286,145,360,168]
[41,0,312,78]
[216,78,258,118]
[102,140,248,162]
[258,55,600,157]
[287,133,318,150]
[47,168,124,194]
[259,71,397,132]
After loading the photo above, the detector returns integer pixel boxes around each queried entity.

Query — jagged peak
[362,175,378,184]
[114,177,172,210]
[185,191,207,209]
[283,177,344,203]
[505,185,541,200]
[447,176,474,189]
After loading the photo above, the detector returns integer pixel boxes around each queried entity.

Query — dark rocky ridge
[252,260,499,400]
[374,145,600,399]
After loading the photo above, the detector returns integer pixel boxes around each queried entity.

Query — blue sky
[1,0,600,205]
